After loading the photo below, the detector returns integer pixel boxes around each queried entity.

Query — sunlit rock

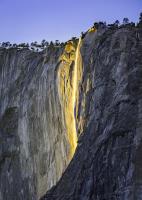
[42,26,142,200]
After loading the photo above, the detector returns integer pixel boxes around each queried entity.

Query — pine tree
[139,12,142,23]
[114,20,120,27]
[123,18,129,25]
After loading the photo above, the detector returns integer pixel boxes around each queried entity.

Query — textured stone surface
[42,27,142,199]
[0,25,142,200]
[0,47,72,199]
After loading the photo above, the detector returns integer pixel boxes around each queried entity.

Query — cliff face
[42,27,142,200]
[0,26,142,200]
[0,46,77,199]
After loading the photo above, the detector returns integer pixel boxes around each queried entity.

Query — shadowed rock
[42,27,142,200]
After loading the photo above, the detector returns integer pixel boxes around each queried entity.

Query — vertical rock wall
[42,27,142,200]
[0,46,75,199]
[1,26,142,200]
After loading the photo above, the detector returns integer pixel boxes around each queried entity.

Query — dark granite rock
[0,48,70,199]
[42,27,142,200]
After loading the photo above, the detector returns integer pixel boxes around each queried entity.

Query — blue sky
[0,0,141,43]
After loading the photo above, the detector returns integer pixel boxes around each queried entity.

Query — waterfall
[71,38,82,152]
[57,38,82,159]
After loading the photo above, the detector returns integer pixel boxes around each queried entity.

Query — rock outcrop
[0,25,142,200]
[0,46,77,199]
[42,26,142,199]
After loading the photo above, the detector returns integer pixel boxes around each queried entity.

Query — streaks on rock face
[42,27,142,200]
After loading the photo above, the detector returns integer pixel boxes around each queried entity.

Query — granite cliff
[0,46,72,199]
[0,25,142,200]
[42,26,142,199]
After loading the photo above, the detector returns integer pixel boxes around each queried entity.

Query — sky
[0,0,141,43]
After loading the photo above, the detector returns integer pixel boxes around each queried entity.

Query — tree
[55,40,60,46]
[98,21,106,28]
[13,43,17,48]
[93,22,99,29]
[44,41,49,47]
[26,43,29,48]
[60,42,65,47]
[33,41,38,47]
[30,41,39,49]
[49,41,54,47]
[123,18,129,25]
[41,39,46,48]
[93,22,106,29]
[31,42,35,47]
[2,42,6,48]
[19,43,26,48]
[71,37,77,41]
[137,12,142,28]
[129,22,135,27]
[108,23,117,29]
[139,12,142,23]
[41,39,46,44]
[1,42,11,48]
[81,32,86,39]
[114,20,120,27]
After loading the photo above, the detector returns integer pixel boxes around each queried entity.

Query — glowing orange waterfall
[58,38,82,159]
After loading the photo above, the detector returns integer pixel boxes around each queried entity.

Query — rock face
[42,26,142,200]
[0,25,142,200]
[0,47,76,199]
